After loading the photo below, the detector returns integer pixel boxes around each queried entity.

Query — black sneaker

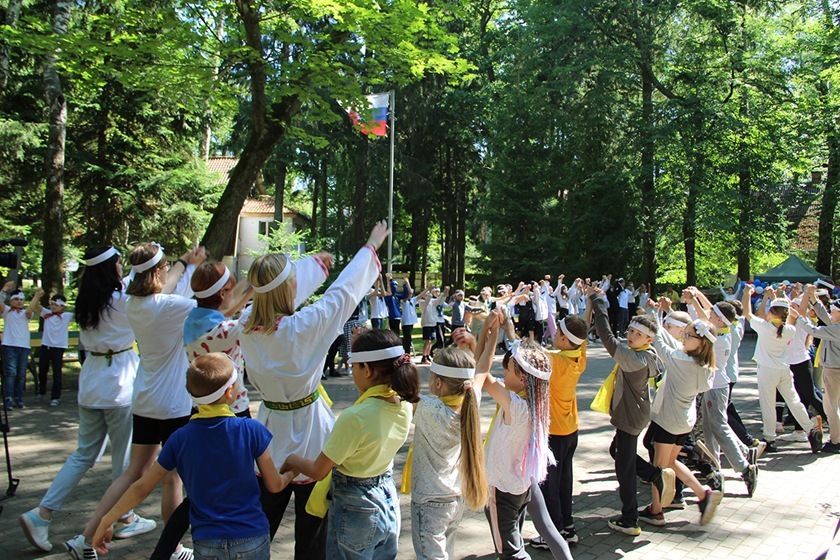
[698,489,723,526]
[638,505,666,527]
[607,516,641,536]
[762,439,779,453]
[652,467,676,509]
[562,527,579,544]
[808,427,823,453]
[705,470,724,492]
[529,536,550,550]
[748,440,767,465]
[822,442,840,454]
[741,465,757,497]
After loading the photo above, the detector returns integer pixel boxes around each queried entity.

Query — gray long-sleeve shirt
[797,302,840,368]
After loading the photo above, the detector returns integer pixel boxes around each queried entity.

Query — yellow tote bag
[590,368,616,414]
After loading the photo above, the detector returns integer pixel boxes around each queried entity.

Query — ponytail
[391,360,421,403]
[772,307,788,338]
[459,386,488,509]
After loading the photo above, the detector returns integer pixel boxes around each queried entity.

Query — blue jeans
[411,498,463,560]
[41,406,133,511]
[193,534,270,560]
[2,345,30,401]
[327,470,399,560]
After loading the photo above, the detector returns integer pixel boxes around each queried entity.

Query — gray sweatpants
[702,386,749,472]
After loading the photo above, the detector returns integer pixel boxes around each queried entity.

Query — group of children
[7,241,840,560]
[1,281,73,409]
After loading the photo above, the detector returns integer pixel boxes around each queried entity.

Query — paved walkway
[1,337,838,560]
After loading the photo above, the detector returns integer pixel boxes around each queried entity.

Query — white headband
[816,289,829,297]
[430,362,475,380]
[770,299,790,309]
[128,243,164,281]
[349,345,405,364]
[816,279,835,290]
[510,341,551,380]
[559,318,585,346]
[712,304,732,326]
[194,267,231,299]
[665,316,689,328]
[192,367,239,405]
[628,321,655,338]
[251,256,292,294]
[51,299,66,306]
[691,319,717,342]
[85,246,119,267]
[9,293,24,301]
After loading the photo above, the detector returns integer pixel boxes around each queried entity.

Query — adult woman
[240,221,389,559]
[20,246,149,553]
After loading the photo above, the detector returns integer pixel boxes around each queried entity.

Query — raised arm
[742,284,755,321]
[26,288,45,319]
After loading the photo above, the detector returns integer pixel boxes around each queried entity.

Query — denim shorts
[411,497,464,560]
[193,533,270,560]
[327,469,400,560]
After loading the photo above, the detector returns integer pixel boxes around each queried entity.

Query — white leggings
[757,365,814,441]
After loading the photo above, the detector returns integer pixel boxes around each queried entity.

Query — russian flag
[349,93,389,137]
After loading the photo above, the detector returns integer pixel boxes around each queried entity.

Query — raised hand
[365,220,390,251]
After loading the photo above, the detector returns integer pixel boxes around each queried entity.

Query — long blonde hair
[432,347,488,510]
[243,253,297,335]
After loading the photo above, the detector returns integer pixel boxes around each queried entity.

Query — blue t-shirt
[157,417,272,541]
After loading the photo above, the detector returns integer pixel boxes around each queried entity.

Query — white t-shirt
[786,320,812,365]
[618,289,632,309]
[40,309,74,348]
[127,293,197,419]
[411,395,461,502]
[711,332,731,389]
[751,316,795,370]
[401,297,419,326]
[370,295,388,319]
[1,307,31,348]
[485,391,532,495]
[78,290,139,409]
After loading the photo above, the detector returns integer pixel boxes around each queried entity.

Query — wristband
[176,259,188,269]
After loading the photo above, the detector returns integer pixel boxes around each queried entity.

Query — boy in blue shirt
[92,353,295,560]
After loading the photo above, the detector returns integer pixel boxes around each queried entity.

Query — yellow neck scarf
[190,403,235,420]
[400,392,465,494]
[558,348,582,359]
[716,327,731,335]
[769,317,783,326]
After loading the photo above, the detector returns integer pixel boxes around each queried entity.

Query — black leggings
[402,324,414,354]
[789,360,825,430]
[727,382,755,446]
[38,346,64,400]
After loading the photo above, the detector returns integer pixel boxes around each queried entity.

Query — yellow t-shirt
[547,342,587,436]
[323,397,412,478]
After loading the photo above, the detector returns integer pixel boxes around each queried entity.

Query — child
[742,285,821,453]
[725,299,764,451]
[92,353,295,560]
[407,347,487,559]
[684,289,754,497]
[240,221,387,559]
[589,288,663,536]
[0,283,43,409]
[476,315,557,559]
[282,329,420,559]
[419,285,446,363]
[38,293,74,406]
[637,298,723,526]
[530,301,594,549]
[795,285,840,453]
[400,279,418,356]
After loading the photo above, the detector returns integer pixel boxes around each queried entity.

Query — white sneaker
[775,422,785,434]
[19,507,52,552]
[50,399,60,407]
[171,546,194,560]
[778,431,808,443]
[64,534,98,560]
[112,513,157,539]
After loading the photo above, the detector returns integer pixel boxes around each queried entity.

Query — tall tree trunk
[41,0,71,299]
[311,176,318,237]
[639,67,657,292]
[272,161,287,225]
[736,158,752,279]
[817,125,839,277]
[320,158,328,240]
[0,0,23,90]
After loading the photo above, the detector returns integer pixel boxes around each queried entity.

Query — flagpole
[387,89,395,274]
